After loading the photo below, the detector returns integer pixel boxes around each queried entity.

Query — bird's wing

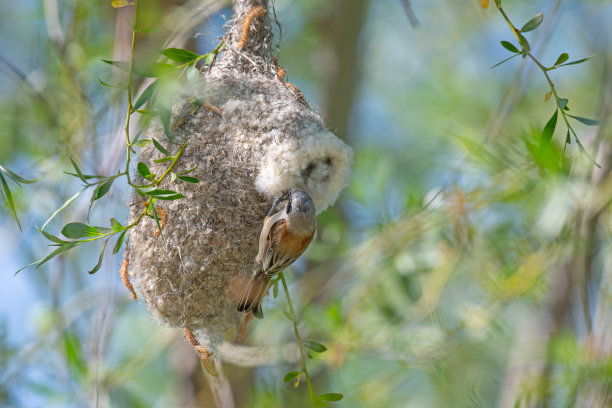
[261,219,296,277]
[255,210,285,264]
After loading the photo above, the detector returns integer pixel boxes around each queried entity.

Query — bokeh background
[1,0,612,407]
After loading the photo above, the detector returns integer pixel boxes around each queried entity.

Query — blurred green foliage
[1,0,612,407]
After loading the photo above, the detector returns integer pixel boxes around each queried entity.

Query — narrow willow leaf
[133,80,157,111]
[39,228,69,244]
[304,341,328,353]
[177,166,197,175]
[34,242,80,270]
[98,78,126,89]
[553,52,569,66]
[146,189,184,200]
[152,138,171,155]
[161,48,200,63]
[89,239,109,274]
[316,393,344,402]
[159,105,172,141]
[137,162,151,178]
[154,157,174,163]
[517,32,531,52]
[62,222,100,239]
[133,184,157,194]
[540,110,558,146]
[110,218,124,232]
[557,54,597,67]
[150,202,163,239]
[0,173,21,231]
[0,165,38,184]
[565,130,571,144]
[568,115,600,126]
[101,60,176,77]
[272,280,279,298]
[283,371,301,383]
[520,13,543,33]
[490,53,520,69]
[69,156,87,184]
[132,139,150,147]
[500,41,519,53]
[556,98,568,109]
[92,179,114,201]
[113,229,127,254]
[41,189,85,231]
[177,176,199,183]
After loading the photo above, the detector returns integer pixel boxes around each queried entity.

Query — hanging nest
[126,0,352,350]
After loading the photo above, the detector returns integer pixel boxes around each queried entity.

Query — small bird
[237,188,316,318]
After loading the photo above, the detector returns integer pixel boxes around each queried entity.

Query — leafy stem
[124,0,140,185]
[280,272,316,408]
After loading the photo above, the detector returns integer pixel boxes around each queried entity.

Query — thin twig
[280,272,316,407]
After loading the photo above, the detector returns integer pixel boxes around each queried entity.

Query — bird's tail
[236,272,270,319]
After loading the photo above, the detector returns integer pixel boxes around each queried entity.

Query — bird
[237,188,316,318]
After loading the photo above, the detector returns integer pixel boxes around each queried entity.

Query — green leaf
[517,32,531,53]
[133,184,157,194]
[133,80,157,111]
[62,330,86,378]
[34,242,80,270]
[304,341,327,353]
[159,105,172,141]
[520,12,543,33]
[92,179,114,201]
[137,162,151,178]
[272,280,279,298]
[102,60,176,77]
[0,165,38,184]
[556,98,568,109]
[146,189,184,200]
[152,138,171,155]
[500,41,519,53]
[283,371,301,383]
[177,176,199,183]
[39,228,69,244]
[41,189,85,231]
[62,222,100,239]
[98,78,126,89]
[540,109,558,146]
[0,172,21,231]
[131,139,150,147]
[154,156,174,163]
[490,53,520,69]
[150,202,164,240]
[316,393,344,402]
[110,218,124,232]
[565,130,571,144]
[69,156,88,184]
[177,166,197,175]
[113,229,127,254]
[553,52,569,66]
[161,48,200,63]
[568,115,600,126]
[557,54,597,67]
[89,239,109,274]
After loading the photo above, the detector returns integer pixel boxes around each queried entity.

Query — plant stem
[279,272,316,407]
[155,142,187,185]
[124,0,140,185]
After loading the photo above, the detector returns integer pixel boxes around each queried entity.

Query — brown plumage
[237,189,316,318]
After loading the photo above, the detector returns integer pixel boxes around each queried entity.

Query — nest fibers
[126,1,352,349]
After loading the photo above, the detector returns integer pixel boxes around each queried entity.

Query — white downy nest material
[127,1,352,350]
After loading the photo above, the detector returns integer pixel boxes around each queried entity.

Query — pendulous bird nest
[126,0,352,350]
